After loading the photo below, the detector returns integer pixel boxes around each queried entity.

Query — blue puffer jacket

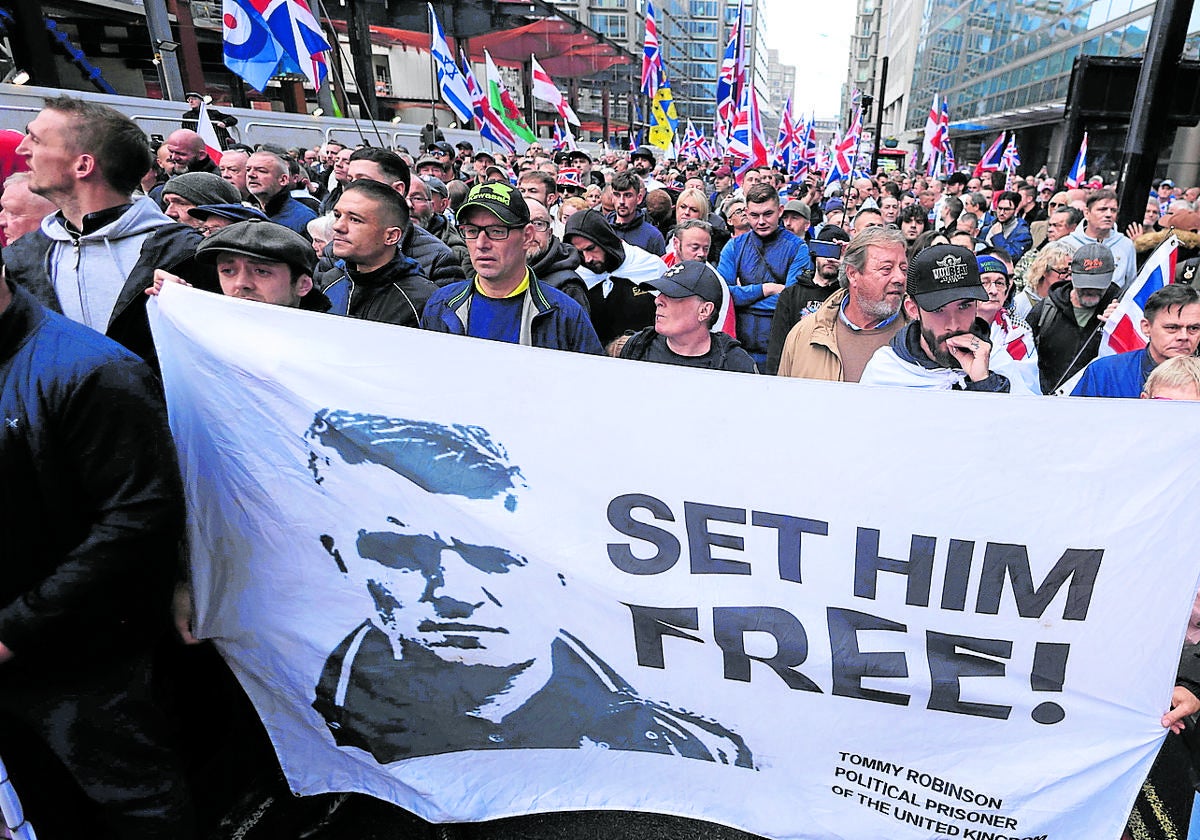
[421,272,603,355]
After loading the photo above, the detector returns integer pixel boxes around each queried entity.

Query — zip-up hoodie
[4,197,207,367]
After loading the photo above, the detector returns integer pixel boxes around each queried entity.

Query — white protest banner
[149,283,1200,840]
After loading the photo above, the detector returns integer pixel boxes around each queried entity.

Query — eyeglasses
[981,278,1010,290]
[1048,265,1072,275]
[459,224,521,241]
[529,220,551,232]
[996,205,1016,212]
[1048,201,1065,209]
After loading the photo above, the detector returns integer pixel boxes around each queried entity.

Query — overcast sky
[765,0,856,121]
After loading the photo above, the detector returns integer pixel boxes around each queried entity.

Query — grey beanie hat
[163,172,241,207]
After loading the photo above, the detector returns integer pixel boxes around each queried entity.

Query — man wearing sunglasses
[421,183,602,354]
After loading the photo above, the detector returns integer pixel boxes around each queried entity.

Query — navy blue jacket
[0,282,182,664]
[261,191,318,237]
[606,210,667,257]
[1071,347,1155,398]
[421,273,602,354]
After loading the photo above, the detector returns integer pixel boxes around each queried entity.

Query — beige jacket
[777,288,848,380]
[776,288,910,381]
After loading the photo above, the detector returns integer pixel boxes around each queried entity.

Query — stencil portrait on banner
[303,408,755,768]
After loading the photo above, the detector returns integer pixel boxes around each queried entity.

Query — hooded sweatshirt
[565,210,667,345]
[529,236,589,313]
[5,197,207,366]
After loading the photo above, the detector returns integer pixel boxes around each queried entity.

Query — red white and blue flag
[680,119,701,159]
[641,1,663,98]
[1065,131,1088,188]
[461,50,517,152]
[825,106,861,186]
[728,80,767,179]
[1000,135,1021,174]
[973,132,1006,178]
[922,93,943,165]
[1100,234,1178,357]
[222,0,329,92]
[799,113,818,175]
[772,96,799,173]
[714,3,743,153]
[690,122,716,162]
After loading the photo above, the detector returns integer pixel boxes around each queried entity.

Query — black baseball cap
[639,260,723,305]
[906,244,987,311]
[196,219,316,276]
[458,182,531,226]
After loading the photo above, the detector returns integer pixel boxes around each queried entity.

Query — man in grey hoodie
[5,94,209,368]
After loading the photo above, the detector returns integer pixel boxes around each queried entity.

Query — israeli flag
[429,4,472,125]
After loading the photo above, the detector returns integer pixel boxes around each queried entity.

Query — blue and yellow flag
[648,76,679,151]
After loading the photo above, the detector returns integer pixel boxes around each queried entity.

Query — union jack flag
[799,113,818,174]
[973,132,1006,178]
[772,96,800,174]
[1000,135,1020,173]
[1065,132,1087,188]
[729,80,767,178]
[679,118,700,158]
[460,49,516,152]
[825,106,861,186]
[641,1,663,98]
[714,3,742,152]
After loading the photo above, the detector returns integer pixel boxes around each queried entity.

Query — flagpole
[1048,233,1178,392]
[428,4,440,137]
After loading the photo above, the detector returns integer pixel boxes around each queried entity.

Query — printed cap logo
[1082,257,1106,271]
[932,253,968,284]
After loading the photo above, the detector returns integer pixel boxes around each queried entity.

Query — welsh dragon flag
[484,50,536,146]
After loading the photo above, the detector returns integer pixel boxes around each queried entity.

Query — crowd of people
[3,93,1200,839]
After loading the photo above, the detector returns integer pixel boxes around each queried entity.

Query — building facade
[874,0,1200,183]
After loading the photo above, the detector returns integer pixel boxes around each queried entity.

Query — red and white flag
[196,100,225,164]
[531,55,579,126]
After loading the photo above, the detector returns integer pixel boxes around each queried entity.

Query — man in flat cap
[149,219,329,312]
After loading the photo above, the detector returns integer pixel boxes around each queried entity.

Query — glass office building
[900,0,1200,180]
